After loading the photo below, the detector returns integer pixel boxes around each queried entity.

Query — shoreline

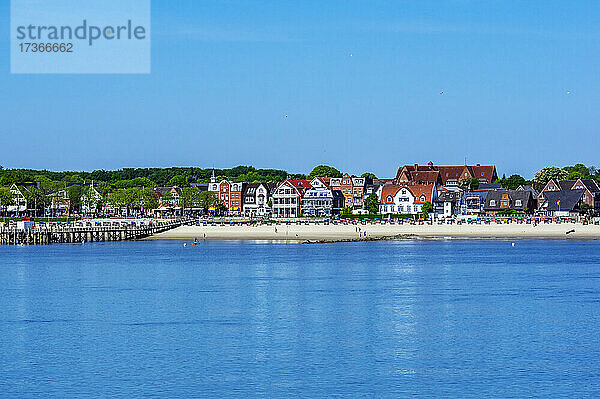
[149,223,600,242]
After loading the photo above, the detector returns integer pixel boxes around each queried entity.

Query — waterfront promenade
[153,219,600,242]
[0,219,189,245]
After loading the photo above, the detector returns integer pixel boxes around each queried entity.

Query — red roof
[396,164,497,185]
[284,179,313,195]
[380,184,435,204]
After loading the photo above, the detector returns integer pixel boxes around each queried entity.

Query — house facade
[208,177,244,215]
[460,191,488,215]
[8,183,28,214]
[538,189,585,217]
[302,178,344,217]
[329,174,370,211]
[538,179,600,213]
[484,190,535,215]
[272,179,312,218]
[378,184,437,216]
[434,190,462,217]
[242,182,276,217]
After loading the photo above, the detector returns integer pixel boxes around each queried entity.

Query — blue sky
[1,0,599,178]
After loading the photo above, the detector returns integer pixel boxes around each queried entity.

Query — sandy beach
[150,222,600,242]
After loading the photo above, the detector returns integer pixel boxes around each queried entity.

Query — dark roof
[436,191,461,203]
[190,183,209,191]
[558,180,576,190]
[478,183,502,190]
[153,187,178,195]
[543,189,584,211]
[242,182,261,196]
[579,180,600,193]
[517,185,539,197]
[484,189,532,211]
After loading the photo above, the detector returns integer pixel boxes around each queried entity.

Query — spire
[210,168,216,183]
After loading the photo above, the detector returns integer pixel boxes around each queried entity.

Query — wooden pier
[0,219,188,245]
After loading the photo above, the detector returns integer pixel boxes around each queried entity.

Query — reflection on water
[1,240,599,398]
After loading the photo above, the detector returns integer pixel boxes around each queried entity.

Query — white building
[379,184,437,216]
[272,179,312,218]
[242,182,276,217]
[302,178,345,217]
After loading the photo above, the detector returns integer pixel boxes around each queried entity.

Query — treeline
[0,166,307,187]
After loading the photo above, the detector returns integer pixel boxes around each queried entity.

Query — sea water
[1,240,599,398]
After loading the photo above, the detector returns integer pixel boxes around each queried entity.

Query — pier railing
[0,218,190,245]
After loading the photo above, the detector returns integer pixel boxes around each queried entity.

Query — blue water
[1,240,599,398]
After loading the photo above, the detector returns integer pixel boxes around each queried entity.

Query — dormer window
[515,200,522,207]
[490,200,496,206]
[420,195,426,202]
[387,196,392,202]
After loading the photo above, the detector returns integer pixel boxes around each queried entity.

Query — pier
[0,219,188,245]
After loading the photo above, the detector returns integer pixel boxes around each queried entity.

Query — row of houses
[377,162,600,218]
[3,164,599,218]
[208,173,377,218]
[1,182,103,216]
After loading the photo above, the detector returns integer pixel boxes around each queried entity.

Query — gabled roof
[380,185,402,204]
[577,179,600,194]
[485,189,532,210]
[396,164,497,185]
[380,184,434,204]
[318,177,331,185]
[409,185,436,203]
[469,165,497,182]
[279,179,313,195]
[404,170,441,184]
[543,189,585,211]
[153,187,179,195]
[557,180,576,190]
[517,185,539,197]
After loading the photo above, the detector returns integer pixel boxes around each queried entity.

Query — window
[387,195,392,202]
[420,195,426,202]
[490,200,496,206]
[515,200,522,207]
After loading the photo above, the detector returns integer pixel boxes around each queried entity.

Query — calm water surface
[1,240,599,398]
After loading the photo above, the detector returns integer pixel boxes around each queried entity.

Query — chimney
[414,163,419,170]
[477,164,480,166]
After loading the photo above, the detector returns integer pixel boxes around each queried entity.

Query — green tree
[138,188,159,211]
[168,175,190,187]
[364,193,380,214]
[563,163,591,180]
[180,187,202,208]
[161,191,175,205]
[579,203,593,216]
[534,167,568,186]
[66,185,83,213]
[460,178,480,190]
[340,206,352,217]
[361,173,377,180]
[499,174,527,190]
[198,191,222,214]
[307,165,342,179]
[421,201,434,220]
[0,188,14,213]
